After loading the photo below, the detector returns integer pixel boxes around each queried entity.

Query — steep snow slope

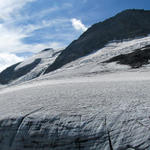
[33,35,150,82]
[13,48,63,84]
[0,72,150,149]
[0,48,62,85]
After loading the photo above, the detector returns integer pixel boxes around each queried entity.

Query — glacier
[1,36,150,149]
[0,72,150,149]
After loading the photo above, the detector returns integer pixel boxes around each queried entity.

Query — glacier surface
[1,36,150,149]
[0,71,150,149]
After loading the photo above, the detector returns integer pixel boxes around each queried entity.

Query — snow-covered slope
[45,9,150,73]
[34,35,150,82]
[0,71,150,149]
[0,48,62,85]
[13,48,63,84]
[1,35,150,86]
[1,36,150,149]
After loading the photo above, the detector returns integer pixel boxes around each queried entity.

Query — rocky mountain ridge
[44,9,150,73]
[1,9,150,85]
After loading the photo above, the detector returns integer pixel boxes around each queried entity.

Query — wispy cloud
[71,18,87,32]
[0,10,67,71]
[0,23,65,53]
[0,0,88,54]
[0,0,88,71]
[22,18,70,34]
[0,20,68,53]
[0,1,69,53]
[0,0,35,21]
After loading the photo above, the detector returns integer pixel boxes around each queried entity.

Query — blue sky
[0,0,150,71]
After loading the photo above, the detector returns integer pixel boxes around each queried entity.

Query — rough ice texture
[0,48,62,85]
[13,48,63,84]
[1,35,150,85]
[1,37,150,149]
[0,71,150,149]
[31,35,150,82]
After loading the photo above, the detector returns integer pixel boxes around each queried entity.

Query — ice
[12,48,62,85]
[0,71,150,149]
[6,35,150,85]
[1,36,150,149]
[27,35,150,83]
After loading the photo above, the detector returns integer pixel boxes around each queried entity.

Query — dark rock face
[44,9,150,74]
[41,48,54,52]
[104,45,150,68]
[0,59,41,84]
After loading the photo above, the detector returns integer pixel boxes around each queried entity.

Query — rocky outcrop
[104,45,150,68]
[44,9,150,73]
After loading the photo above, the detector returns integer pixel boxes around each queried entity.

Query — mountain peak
[119,9,147,13]
[44,9,150,74]
[115,9,150,18]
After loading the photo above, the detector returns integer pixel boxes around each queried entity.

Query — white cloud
[0,19,67,53]
[0,24,26,51]
[71,18,87,32]
[0,2,69,53]
[0,0,72,54]
[0,0,35,21]
[0,0,70,71]
[23,18,69,34]
[0,53,24,72]
[20,6,59,22]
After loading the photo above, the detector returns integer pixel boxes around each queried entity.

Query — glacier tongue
[0,73,150,149]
